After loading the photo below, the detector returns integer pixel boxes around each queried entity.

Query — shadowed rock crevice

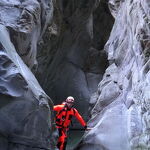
[37,0,114,122]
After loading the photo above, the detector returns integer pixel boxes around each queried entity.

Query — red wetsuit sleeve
[53,104,64,111]
[74,108,86,127]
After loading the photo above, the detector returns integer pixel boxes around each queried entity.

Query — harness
[55,105,76,128]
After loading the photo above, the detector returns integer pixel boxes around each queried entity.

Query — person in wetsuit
[53,96,87,150]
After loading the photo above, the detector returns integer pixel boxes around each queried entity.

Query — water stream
[67,130,84,150]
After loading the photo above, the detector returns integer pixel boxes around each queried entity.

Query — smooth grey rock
[77,0,150,150]
[0,0,54,149]
[0,0,53,70]
[76,103,130,150]
[0,24,54,150]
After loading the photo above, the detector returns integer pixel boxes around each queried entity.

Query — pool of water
[66,130,84,150]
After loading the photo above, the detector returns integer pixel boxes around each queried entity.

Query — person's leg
[57,128,68,150]
[57,128,62,149]
[63,137,67,150]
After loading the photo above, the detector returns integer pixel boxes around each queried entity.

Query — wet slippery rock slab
[76,0,150,150]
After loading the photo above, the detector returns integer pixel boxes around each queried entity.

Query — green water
[66,130,84,150]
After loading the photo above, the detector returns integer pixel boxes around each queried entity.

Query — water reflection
[67,130,84,150]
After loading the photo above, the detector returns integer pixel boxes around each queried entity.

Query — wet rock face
[37,0,114,120]
[0,0,54,149]
[76,0,150,150]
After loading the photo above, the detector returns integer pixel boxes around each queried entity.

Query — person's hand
[86,127,92,131]
[84,125,92,131]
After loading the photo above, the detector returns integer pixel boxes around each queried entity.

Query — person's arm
[53,104,64,111]
[74,108,87,129]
